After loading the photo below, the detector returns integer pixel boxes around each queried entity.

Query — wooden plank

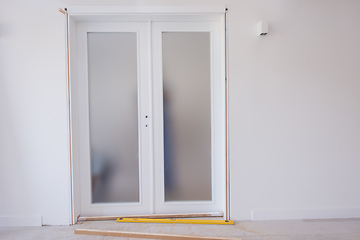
[74,229,241,240]
[116,218,234,225]
[58,8,65,14]
[78,212,223,221]
[224,7,230,222]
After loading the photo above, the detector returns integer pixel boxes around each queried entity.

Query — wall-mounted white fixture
[258,20,268,35]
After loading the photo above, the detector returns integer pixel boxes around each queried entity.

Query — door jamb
[62,6,228,224]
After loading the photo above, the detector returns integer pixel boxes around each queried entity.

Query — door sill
[77,212,223,221]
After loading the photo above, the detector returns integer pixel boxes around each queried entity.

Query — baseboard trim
[0,215,42,227]
[251,208,360,221]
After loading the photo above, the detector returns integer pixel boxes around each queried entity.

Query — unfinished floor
[1,218,360,240]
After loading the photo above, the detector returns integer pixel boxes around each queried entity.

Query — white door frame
[65,6,227,224]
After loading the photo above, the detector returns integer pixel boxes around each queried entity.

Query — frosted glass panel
[87,32,139,203]
[162,32,212,201]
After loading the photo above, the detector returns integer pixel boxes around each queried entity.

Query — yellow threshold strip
[116,218,234,225]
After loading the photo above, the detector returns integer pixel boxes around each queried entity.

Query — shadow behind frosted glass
[87,32,139,203]
[162,32,212,201]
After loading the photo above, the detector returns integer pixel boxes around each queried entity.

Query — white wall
[0,0,359,226]
[0,0,70,226]
[227,0,360,220]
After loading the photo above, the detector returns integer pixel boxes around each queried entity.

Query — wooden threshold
[74,229,240,240]
[78,212,223,221]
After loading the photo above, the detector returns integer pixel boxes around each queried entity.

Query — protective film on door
[87,32,140,203]
[162,32,212,202]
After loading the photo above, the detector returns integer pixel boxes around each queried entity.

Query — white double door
[77,21,225,216]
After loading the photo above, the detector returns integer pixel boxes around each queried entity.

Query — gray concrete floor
[0,218,359,240]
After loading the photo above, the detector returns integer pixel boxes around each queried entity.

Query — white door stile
[147,20,155,215]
